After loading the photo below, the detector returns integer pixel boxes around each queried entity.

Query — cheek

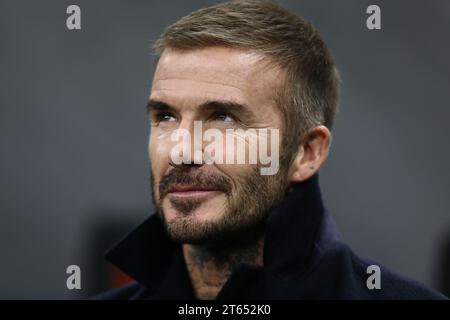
[214,162,253,189]
[204,131,260,180]
[221,130,259,164]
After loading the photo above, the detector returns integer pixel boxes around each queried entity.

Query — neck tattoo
[183,238,264,300]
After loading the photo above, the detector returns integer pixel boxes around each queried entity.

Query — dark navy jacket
[96,174,447,299]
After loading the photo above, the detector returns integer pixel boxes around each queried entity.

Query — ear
[288,125,332,183]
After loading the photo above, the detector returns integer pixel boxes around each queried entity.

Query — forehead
[151,47,284,107]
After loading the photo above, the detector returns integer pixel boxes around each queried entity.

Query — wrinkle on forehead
[150,47,286,121]
[153,78,246,95]
[156,47,267,75]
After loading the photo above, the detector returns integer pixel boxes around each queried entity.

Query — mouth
[166,184,223,200]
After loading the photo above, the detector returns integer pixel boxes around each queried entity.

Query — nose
[169,118,204,166]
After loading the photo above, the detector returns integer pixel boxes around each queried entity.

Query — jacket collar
[105,173,340,294]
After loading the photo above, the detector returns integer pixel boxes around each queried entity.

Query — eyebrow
[146,100,173,113]
[146,99,255,120]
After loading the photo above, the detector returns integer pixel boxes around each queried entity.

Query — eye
[154,112,176,122]
[212,112,235,122]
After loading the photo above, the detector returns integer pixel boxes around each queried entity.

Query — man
[97,0,446,299]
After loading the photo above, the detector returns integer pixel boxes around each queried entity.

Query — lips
[165,184,224,201]
[167,184,219,193]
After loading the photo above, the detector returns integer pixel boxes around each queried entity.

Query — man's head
[147,0,340,246]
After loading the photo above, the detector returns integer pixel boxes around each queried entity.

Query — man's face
[148,47,291,245]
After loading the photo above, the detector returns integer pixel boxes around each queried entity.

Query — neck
[182,236,264,300]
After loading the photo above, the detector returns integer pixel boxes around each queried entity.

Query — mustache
[158,167,233,200]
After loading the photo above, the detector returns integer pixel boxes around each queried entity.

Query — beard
[150,163,290,247]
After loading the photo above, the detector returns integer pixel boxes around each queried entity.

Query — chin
[163,193,227,218]
[165,206,222,223]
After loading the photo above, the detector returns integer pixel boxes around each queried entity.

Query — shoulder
[312,240,447,299]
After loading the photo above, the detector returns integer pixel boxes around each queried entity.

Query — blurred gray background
[0,0,449,299]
